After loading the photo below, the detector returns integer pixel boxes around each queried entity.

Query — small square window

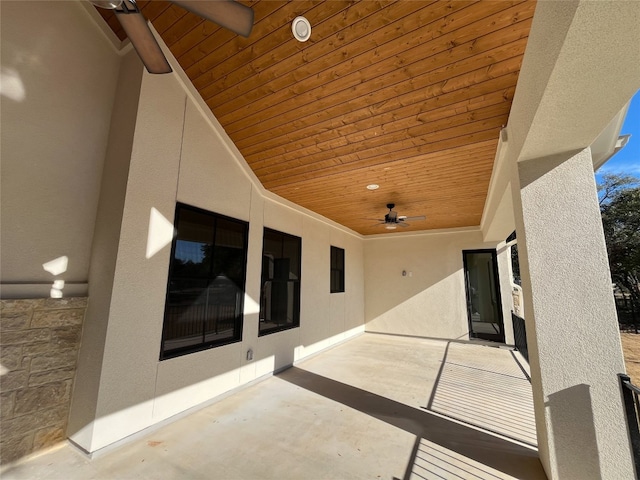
[330,246,345,293]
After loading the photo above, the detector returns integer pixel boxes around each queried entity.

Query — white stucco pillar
[512,147,633,479]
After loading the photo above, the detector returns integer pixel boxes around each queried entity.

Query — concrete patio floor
[1,333,546,479]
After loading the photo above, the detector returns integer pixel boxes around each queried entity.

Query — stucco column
[512,147,634,479]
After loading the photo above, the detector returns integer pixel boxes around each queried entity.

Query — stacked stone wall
[0,298,86,464]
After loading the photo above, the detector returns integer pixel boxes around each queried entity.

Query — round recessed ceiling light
[292,16,311,42]
[366,184,379,190]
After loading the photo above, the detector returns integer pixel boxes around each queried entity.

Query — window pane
[163,278,208,352]
[214,218,247,287]
[259,229,301,335]
[203,279,242,343]
[262,231,282,273]
[282,235,301,278]
[161,204,248,359]
[172,209,213,278]
[330,246,345,293]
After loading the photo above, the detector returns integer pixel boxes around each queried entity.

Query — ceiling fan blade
[401,215,426,222]
[398,222,410,227]
[115,9,172,74]
[172,0,254,37]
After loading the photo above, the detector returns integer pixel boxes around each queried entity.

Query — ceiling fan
[90,0,254,74]
[372,203,426,230]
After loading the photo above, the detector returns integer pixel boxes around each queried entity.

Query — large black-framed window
[330,246,345,293]
[160,203,248,360]
[259,228,301,336]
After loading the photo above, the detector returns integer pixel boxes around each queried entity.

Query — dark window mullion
[207,217,218,338]
[202,284,208,345]
[280,236,284,264]
[210,217,218,289]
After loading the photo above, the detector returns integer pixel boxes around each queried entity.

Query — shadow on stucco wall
[546,384,601,480]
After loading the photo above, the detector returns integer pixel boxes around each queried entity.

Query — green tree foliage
[599,174,640,316]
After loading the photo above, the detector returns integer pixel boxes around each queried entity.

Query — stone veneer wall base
[0,297,87,465]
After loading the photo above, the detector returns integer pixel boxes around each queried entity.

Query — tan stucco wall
[68,63,365,453]
[0,1,121,298]
[364,231,513,343]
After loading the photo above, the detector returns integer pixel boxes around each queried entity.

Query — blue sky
[595,90,640,182]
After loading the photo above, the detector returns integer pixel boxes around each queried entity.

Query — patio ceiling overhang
[96,0,536,235]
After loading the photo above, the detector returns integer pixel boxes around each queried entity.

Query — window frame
[160,203,249,360]
[258,227,302,337]
[330,245,345,293]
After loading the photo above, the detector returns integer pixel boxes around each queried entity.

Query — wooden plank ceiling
[98,0,535,235]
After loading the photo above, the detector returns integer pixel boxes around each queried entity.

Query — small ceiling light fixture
[292,16,311,42]
[366,184,379,190]
[385,224,397,230]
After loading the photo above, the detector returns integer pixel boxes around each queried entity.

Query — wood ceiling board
[216,2,532,131]
[280,183,494,215]
[235,75,517,157]
[193,0,365,84]
[199,0,403,106]
[182,1,305,76]
[248,100,511,171]
[269,167,496,233]
[201,1,437,108]
[150,3,188,34]
[258,123,504,188]
[232,79,515,165]
[166,2,264,59]
[281,187,492,234]
[272,141,499,196]
[269,142,497,185]
[238,76,506,175]
[272,150,496,205]
[254,131,502,189]
[96,0,535,234]
[139,1,173,22]
[224,66,513,155]
[160,8,205,46]
[224,53,523,143]
[205,0,494,113]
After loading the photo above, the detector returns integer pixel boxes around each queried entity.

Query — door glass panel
[464,251,504,342]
